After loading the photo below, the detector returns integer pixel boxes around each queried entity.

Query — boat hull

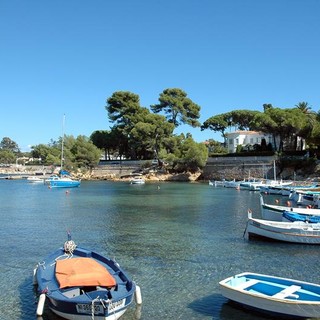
[49,180,81,188]
[35,244,136,319]
[246,217,320,244]
[47,295,132,320]
[220,272,320,318]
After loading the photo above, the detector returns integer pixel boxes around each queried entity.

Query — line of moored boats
[211,178,320,318]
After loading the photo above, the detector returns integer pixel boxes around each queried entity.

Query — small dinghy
[33,234,141,319]
[219,272,320,318]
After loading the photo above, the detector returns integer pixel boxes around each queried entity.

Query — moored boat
[260,194,320,221]
[33,234,141,319]
[45,171,81,188]
[219,272,320,318]
[245,210,320,244]
[130,177,145,184]
[27,176,44,183]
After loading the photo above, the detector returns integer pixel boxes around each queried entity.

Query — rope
[64,240,77,254]
[91,296,100,320]
[51,239,77,266]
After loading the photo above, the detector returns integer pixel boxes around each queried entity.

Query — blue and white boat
[45,115,81,188]
[219,272,320,318]
[46,170,81,188]
[245,210,320,244]
[34,234,141,319]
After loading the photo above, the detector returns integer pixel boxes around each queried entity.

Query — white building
[225,131,275,153]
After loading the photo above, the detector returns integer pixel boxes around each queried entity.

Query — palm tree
[295,101,312,114]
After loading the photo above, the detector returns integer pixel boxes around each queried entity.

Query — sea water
[0,179,319,320]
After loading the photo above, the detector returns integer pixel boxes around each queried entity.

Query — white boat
[223,179,241,189]
[290,187,320,205]
[255,161,293,193]
[27,176,44,183]
[130,177,145,184]
[209,179,242,189]
[259,180,293,194]
[245,211,320,244]
[239,178,263,190]
[219,272,320,318]
[281,184,320,197]
[260,194,320,221]
[209,179,225,187]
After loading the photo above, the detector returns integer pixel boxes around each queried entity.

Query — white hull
[220,282,320,318]
[246,216,320,244]
[130,178,145,184]
[52,308,127,320]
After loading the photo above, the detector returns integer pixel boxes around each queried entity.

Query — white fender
[135,285,142,305]
[36,293,46,316]
[33,267,38,285]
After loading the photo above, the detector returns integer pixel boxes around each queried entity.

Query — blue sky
[1,0,319,152]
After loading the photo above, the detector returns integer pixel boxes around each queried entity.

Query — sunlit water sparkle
[0,179,319,320]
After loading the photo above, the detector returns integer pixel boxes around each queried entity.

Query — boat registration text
[76,303,104,315]
[108,299,125,313]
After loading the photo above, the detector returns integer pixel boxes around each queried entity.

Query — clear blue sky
[1,0,319,152]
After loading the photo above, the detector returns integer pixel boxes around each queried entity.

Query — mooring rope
[64,239,77,254]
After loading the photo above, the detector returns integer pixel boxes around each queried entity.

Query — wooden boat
[290,188,320,205]
[245,211,320,244]
[259,181,293,195]
[209,179,242,188]
[33,234,141,319]
[281,184,320,197]
[219,272,320,318]
[260,194,320,221]
[239,178,263,190]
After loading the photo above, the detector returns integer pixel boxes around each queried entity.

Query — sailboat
[46,115,81,188]
[257,160,292,193]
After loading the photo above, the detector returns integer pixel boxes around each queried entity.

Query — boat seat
[273,285,301,299]
[236,279,259,290]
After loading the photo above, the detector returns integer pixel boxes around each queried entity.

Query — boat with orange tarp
[33,234,141,319]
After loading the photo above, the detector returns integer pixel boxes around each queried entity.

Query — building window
[229,138,233,145]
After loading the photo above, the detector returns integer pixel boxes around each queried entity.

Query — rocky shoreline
[2,158,320,183]
[0,167,203,182]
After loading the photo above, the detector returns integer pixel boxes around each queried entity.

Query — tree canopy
[202,104,320,152]
[151,88,201,127]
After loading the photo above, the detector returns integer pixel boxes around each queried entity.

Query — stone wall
[91,156,278,181]
[202,155,277,181]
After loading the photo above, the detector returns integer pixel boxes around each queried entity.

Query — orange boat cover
[55,257,116,289]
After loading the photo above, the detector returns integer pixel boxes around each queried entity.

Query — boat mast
[61,114,65,170]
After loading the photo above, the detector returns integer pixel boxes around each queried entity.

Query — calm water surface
[0,179,319,320]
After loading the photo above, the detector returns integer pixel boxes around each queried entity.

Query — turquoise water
[0,179,319,320]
